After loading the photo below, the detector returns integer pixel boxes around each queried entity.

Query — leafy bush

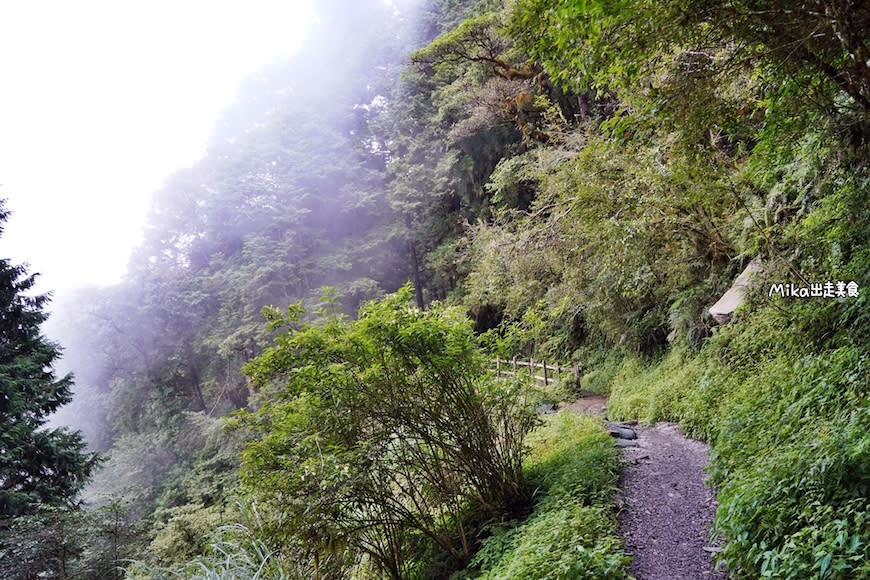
[234,285,538,578]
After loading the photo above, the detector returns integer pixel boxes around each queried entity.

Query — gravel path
[617,423,727,579]
[556,391,608,415]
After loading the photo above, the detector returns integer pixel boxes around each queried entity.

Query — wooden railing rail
[492,356,579,387]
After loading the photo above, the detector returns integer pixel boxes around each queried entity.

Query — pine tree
[0,200,98,517]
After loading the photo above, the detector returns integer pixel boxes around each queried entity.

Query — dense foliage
[15,0,868,577]
[235,285,535,577]
[505,1,869,577]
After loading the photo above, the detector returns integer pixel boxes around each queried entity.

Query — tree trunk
[189,366,206,411]
[577,93,590,121]
[408,239,425,309]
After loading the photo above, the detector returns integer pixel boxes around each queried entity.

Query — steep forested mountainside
[50,0,415,448]
[12,0,868,577]
[35,0,525,572]
[49,0,510,451]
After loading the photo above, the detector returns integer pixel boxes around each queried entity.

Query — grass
[579,350,626,395]
[466,412,631,579]
[604,347,726,441]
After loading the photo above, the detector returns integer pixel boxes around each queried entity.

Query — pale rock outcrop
[709,258,762,324]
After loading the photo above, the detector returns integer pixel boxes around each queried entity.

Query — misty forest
[2,0,870,578]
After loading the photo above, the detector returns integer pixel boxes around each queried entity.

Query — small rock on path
[618,423,727,579]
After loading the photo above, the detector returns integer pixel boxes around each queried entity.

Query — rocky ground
[562,395,727,579]
[614,422,728,579]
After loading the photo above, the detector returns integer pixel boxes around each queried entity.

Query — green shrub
[235,285,538,579]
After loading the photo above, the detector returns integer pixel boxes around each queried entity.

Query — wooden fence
[493,356,579,387]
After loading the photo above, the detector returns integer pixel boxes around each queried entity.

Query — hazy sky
[0,0,313,297]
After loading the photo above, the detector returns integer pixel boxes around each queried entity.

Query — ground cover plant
[468,412,630,579]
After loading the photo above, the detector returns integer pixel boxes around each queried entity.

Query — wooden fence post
[491,358,576,387]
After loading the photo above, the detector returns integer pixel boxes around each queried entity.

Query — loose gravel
[617,423,728,579]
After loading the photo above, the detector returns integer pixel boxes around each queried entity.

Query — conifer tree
[0,200,98,517]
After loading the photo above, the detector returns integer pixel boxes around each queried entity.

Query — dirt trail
[560,396,726,579]
[617,423,726,579]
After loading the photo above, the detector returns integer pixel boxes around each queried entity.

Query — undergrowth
[605,311,870,578]
[466,412,631,579]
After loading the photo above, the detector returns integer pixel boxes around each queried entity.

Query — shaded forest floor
[561,395,727,579]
